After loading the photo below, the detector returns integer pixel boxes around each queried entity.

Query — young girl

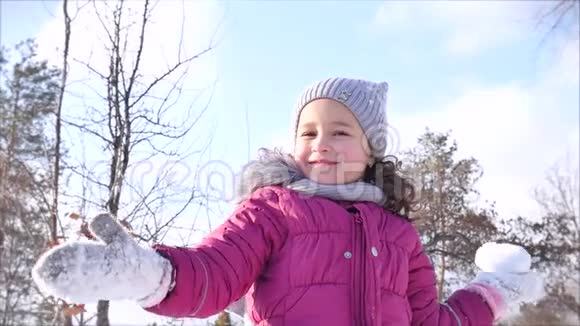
[33,77,543,325]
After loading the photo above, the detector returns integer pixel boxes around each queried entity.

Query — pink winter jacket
[145,186,494,325]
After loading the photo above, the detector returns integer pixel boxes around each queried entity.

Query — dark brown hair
[363,155,419,219]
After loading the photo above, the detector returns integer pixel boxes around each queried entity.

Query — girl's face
[294,99,372,184]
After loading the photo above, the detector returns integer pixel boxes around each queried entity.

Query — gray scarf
[234,148,385,205]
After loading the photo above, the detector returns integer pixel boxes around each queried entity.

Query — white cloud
[568,126,580,158]
[376,6,579,219]
[390,60,577,220]
[543,37,580,86]
[372,1,554,55]
[562,39,580,84]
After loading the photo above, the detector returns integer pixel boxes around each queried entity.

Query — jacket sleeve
[407,229,495,326]
[144,187,288,318]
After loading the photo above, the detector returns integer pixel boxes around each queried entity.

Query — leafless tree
[498,154,579,325]
[56,0,219,324]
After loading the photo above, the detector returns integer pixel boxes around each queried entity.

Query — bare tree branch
[125,0,148,105]
[62,119,112,145]
[72,58,107,80]
[534,0,580,48]
[129,46,213,109]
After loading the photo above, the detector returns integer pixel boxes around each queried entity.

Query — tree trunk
[55,1,72,325]
[437,253,446,299]
[97,300,110,326]
[63,313,73,326]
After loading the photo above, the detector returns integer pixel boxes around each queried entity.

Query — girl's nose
[312,136,331,153]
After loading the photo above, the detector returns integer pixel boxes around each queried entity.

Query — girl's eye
[334,130,349,136]
[301,131,316,137]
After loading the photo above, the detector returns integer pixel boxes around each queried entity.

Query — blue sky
[2,0,578,325]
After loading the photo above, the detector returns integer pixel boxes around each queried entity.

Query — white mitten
[468,242,545,320]
[32,213,173,307]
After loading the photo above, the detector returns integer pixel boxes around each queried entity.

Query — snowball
[475,242,531,273]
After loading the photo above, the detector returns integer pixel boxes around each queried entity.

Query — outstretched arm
[144,187,289,318]
[32,187,288,319]
[407,233,544,325]
[406,240,494,325]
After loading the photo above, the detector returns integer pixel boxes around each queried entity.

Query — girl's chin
[305,172,362,185]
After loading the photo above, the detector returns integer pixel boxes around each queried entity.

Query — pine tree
[402,129,498,298]
[0,39,62,325]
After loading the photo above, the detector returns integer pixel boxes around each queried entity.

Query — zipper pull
[347,207,362,223]
[347,207,359,214]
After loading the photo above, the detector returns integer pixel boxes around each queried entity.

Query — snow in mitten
[32,213,174,307]
[466,242,545,321]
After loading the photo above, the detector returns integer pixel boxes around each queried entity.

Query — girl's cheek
[297,161,310,176]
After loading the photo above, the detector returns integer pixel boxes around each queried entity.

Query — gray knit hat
[294,77,389,159]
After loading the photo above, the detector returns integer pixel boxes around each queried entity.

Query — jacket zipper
[349,207,366,326]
